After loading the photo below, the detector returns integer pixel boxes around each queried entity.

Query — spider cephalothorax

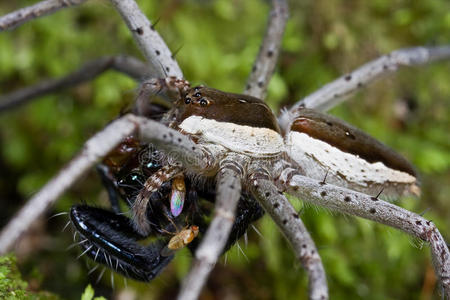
[70,76,422,285]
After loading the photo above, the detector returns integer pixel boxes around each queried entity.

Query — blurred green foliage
[0,0,449,299]
[0,254,60,299]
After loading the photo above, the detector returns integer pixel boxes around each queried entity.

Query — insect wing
[170,177,186,217]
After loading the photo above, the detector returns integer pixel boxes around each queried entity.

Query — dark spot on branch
[177,138,182,142]
[166,67,170,72]
[371,197,379,202]
[416,220,422,225]
[136,27,144,35]
[320,191,327,197]
[258,81,264,88]
[345,74,352,81]
[357,82,363,88]
[155,50,160,56]
[162,134,167,139]
[229,185,234,189]
[383,65,388,70]
[302,244,307,248]
[293,186,299,191]
[274,203,280,208]
[169,132,173,138]
[282,219,288,225]
[252,65,257,72]
[265,192,270,197]
[267,50,274,57]
[246,84,251,90]
[369,208,376,214]
[292,213,299,219]
[326,121,333,126]
[192,146,196,151]
[344,196,351,202]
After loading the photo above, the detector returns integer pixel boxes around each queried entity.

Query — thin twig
[0,115,138,254]
[250,175,328,300]
[109,0,183,78]
[245,0,288,99]
[281,171,450,298]
[0,55,149,112]
[278,46,450,130]
[0,0,87,32]
[177,163,243,300]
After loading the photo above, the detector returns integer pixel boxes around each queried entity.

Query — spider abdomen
[285,108,420,196]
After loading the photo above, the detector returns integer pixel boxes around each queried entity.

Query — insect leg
[132,165,183,235]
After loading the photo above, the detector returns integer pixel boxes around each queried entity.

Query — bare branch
[0,56,149,112]
[0,0,87,32]
[278,46,450,130]
[245,0,288,99]
[109,0,183,78]
[0,115,138,254]
[281,171,450,298]
[177,163,242,300]
[250,174,328,300]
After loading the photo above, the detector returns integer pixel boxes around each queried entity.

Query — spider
[0,0,449,299]
[68,75,449,299]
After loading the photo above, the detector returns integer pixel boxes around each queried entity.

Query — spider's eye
[185,97,191,104]
[199,98,208,107]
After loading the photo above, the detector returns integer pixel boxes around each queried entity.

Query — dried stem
[0,0,87,32]
[250,174,328,300]
[0,56,148,112]
[109,0,183,78]
[245,0,288,99]
[177,163,242,300]
[279,46,450,130]
[0,115,138,254]
[281,171,450,298]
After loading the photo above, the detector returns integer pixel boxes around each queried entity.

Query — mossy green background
[0,0,449,299]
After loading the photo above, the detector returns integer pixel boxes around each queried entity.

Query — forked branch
[0,0,87,32]
[0,55,148,112]
[245,0,288,99]
[280,171,450,298]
